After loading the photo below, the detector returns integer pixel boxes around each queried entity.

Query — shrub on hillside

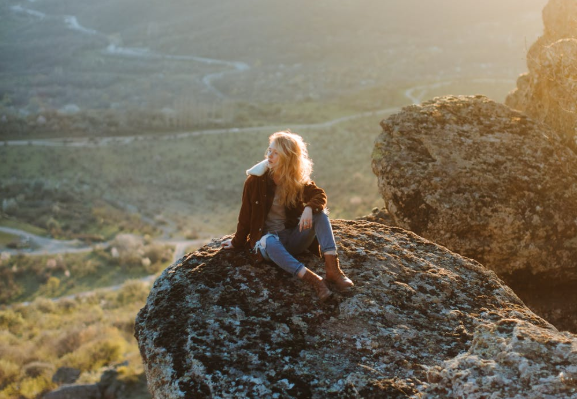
[0,359,19,388]
[142,243,173,272]
[59,336,126,372]
[67,258,91,278]
[3,375,55,399]
[109,234,145,269]
[0,310,25,334]
[0,269,23,303]
[31,297,57,314]
[115,280,149,307]
[110,234,143,254]
[143,243,170,264]
[54,328,84,357]
[56,297,79,313]
[39,276,61,297]
[0,280,150,398]
[22,361,55,379]
[112,317,136,336]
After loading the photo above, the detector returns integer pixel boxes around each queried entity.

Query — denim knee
[265,234,279,248]
[259,234,279,261]
[313,211,330,223]
[312,212,337,254]
[263,234,305,277]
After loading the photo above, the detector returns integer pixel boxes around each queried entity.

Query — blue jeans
[259,211,337,277]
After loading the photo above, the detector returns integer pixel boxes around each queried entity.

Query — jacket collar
[246,159,269,176]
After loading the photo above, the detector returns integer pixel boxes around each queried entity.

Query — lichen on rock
[135,220,577,398]
[425,318,577,398]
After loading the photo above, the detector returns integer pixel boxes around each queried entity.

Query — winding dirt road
[0,226,207,264]
[2,75,514,149]
[6,0,514,150]
[9,1,248,99]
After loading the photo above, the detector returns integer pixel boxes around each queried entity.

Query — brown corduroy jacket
[231,160,327,253]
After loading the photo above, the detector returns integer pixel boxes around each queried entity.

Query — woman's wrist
[305,204,318,213]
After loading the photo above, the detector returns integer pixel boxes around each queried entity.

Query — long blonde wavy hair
[267,131,313,208]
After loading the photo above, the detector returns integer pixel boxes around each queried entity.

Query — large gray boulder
[43,368,125,399]
[134,220,577,398]
[52,367,81,384]
[42,384,101,399]
[371,95,577,286]
[506,0,577,146]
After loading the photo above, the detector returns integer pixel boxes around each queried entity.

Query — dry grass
[0,280,151,399]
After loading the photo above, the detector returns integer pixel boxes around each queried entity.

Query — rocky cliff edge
[135,220,577,398]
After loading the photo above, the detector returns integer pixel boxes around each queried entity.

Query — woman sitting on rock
[221,131,353,301]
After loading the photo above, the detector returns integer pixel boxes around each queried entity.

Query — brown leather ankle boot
[300,268,332,302]
[324,254,354,291]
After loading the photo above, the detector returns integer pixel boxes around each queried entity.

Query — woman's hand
[299,206,313,231]
[221,239,234,250]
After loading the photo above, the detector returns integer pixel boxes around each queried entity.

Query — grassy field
[0,116,385,237]
[0,78,516,240]
[0,231,18,247]
[0,220,46,236]
[0,244,173,398]
[0,280,152,399]
[0,178,160,242]
[0,243,172,305]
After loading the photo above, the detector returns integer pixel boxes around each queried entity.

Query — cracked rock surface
[135,220,577,398]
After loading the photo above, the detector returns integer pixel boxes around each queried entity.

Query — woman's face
[267,141,281,169]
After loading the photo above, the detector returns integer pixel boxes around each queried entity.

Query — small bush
[0,359,19,388]
[59,337,125,372]
[31,297,56,314]
[78,293,100,306]
[15,375,55,399]
[112,317,135,336]
[118,253,143,269]
[110,234,144,255]
[143,243,170,264]
[115,280,149,307]
[0,310,24,334]
[185,230,199,239]
[0,332,33,364]
[40,276,61,297]
[69,258,99,278]
[57,297,79,313]
[54,329,83,357]
[22,361,54,379]
[0,271,23,304]
[9,303,31,318]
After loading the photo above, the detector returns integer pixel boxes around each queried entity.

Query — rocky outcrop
[355,214,577,334]
[426,318,577,398]
[43,384,101,399]
[506,0,577,146]
[51,367,81,384]
[134,220,577,398]
[371,95,577,287]
[43,369,127,399]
